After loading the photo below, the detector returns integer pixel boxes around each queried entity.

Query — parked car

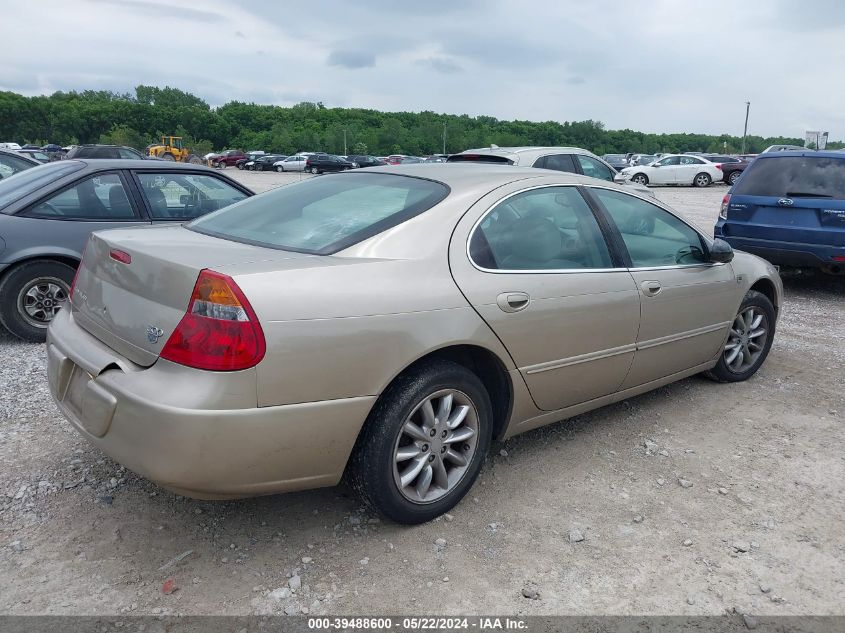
[704,154,750,186]
[211,150,247,169]
[715,150,845,273]
[236,152,267,170]
[41,144,63,154]
[617,154,722,187]
[273,155,309,172]
[602,154,630,171]
[347,155,386,168]
[249,154,288,171]
[447,146,655,197]
[0,149,40,180]
[65,145,146,160]
[305,154,353,174]
[0,160,253,341]
[761,144,805,153]
[17,149,51,163]
[0,143,22,151]
[46,165,781,523]
[385,155,407,165]
[629,154,657,166]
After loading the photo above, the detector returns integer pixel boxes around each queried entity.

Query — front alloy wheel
[703,289,775,383]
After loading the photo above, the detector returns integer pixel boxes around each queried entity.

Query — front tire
[276,166,285,172]
[0,260,76,342]
[704,290,775,383]
[349,360,493,524]
[632,173,649,185]
[161,153,175,162]
[728,170,741,185]
[693,172,712,187]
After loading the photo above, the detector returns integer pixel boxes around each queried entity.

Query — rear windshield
[0,161,85,209]
[733,156,845,198]
[446,154,514,165]
[188,172,450,255]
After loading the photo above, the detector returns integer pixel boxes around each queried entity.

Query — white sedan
[273,155,308,172]
[617,154,722,187]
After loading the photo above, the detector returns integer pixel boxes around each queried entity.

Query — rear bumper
[715,223,845,268]
[46,309,376,499]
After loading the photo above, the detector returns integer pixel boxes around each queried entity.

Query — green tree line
[0,85,839,157]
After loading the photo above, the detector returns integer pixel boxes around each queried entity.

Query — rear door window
[732,156,845,198]
[535,154,576,173]
[136,172,248,220]
[576,155,614,181]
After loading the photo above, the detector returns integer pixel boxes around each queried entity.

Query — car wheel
[161,153,175,162]
[0,259,76,342]
[703,290,775,383]
[276,166,284,172]
[218,162,225,169]
[310,166,319,174]
[632,173,649,185]
[350,360,493,524]
[728,171,741,185]
[237,163,244,170]
[693,172,711,187]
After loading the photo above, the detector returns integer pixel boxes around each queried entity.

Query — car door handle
[641,280,662,297]
[496,292,530,313]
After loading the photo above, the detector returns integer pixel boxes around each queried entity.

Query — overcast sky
[3,0,843,138]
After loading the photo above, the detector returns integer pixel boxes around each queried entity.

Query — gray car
[0,159,252,341]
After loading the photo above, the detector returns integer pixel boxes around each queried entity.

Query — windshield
[188,172,449,255]
[0,161,84,209]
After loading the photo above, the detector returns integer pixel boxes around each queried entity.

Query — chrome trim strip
[521,321,730,375]
[636,321,731,351]
[524,343,637,375]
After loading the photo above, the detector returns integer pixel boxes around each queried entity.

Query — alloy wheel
[392,389,479,504]
[633,174,647,185]
[18,277,69,328]
[695,173,710,187]
[723,307,768,374]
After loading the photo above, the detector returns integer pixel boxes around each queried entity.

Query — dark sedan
[0,160,253,341]
[305,154,354,174]
[703,154,751,185]
[347,155,386,168]
[249,154,288,171]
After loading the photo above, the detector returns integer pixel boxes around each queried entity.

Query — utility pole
[442,122,447,155]
[343,129,347,156]
[741,101,750,154]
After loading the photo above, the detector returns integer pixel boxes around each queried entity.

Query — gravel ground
[1,176,843,616]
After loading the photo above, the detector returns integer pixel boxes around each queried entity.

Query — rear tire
[693,172,711,187]
[310,166,319,174]
[187,154,202,165]
[349,360,493,524]
[0,260,76,342]
[161,153,175,162]
[703,290,775,383]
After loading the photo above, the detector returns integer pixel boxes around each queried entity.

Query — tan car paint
[47,165,783,499]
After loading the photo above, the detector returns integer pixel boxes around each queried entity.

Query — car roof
[753,150,844,159]
[460,146,594,156]
[64,158,220,171]
[0,148,39,164]
[353,163,609,191]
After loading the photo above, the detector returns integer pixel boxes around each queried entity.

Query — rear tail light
[832,256,845,262]
[719,194,730,220]
[109,249,131,264]
[715,164,722,170]
[161,269,266,371]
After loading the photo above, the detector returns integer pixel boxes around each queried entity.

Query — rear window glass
[188,172,449,255]
[733,156,845,198]
[0,161,85,209]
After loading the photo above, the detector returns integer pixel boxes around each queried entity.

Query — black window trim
[127,168,253,222]
[18,169,144,222]
[581,184,721,271]
[466,183,625,274]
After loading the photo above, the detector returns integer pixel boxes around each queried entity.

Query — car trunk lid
[70,225,313,366]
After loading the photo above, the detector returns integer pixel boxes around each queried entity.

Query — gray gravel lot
[1,174,843,616]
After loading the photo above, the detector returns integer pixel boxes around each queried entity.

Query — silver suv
[447,146,654,197]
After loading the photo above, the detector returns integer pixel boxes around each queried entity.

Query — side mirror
[709,238,734,263]
[652,163,660,167]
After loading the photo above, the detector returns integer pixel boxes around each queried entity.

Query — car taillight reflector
[832,256,845,262]
[160,269,266,371]
[109,249,131,264]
